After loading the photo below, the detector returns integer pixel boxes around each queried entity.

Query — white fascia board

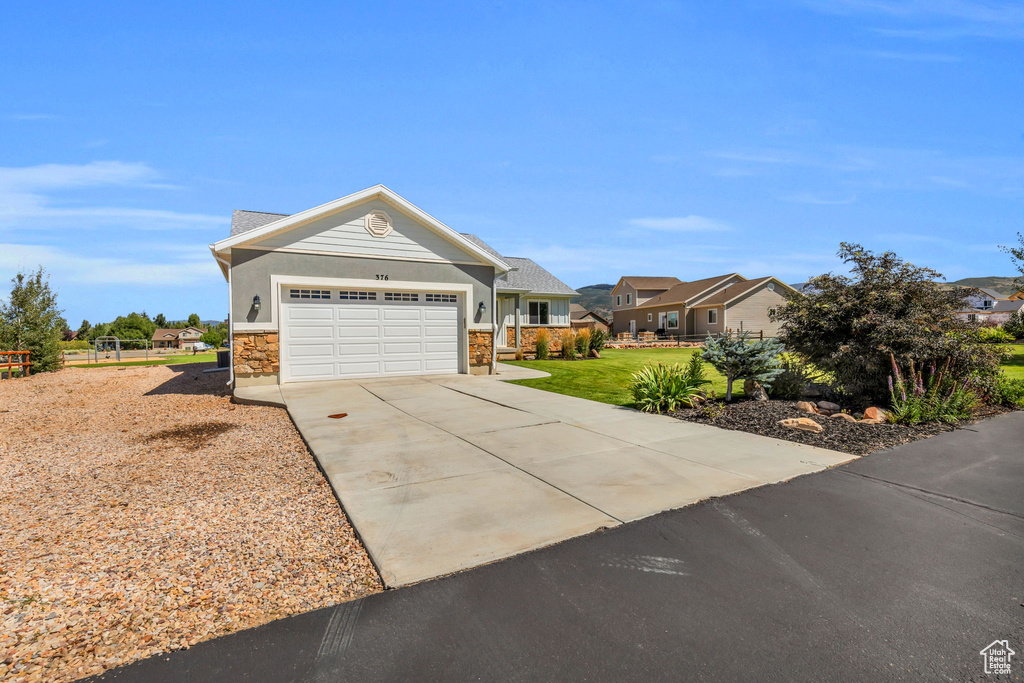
[684,274,746,306]
[210,245,230,282]
[211,185,510,273]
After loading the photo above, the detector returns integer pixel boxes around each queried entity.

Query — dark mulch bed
[670,399,1008,456]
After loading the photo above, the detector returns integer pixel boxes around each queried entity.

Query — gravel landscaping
[0,364,382,683]
[670,399,1008,456]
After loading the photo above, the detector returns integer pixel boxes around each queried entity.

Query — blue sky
[2,1,1022,325]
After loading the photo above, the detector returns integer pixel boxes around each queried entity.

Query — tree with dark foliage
[770,243,1002,402]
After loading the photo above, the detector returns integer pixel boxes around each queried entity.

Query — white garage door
[281,287,461,382]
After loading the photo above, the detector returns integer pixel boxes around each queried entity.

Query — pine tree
[187,313,201,328]
[701,331,785,401]
[0,267,66,373]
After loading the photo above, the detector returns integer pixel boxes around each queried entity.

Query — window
[528,300,550,325]
[667,311,679,329]
[983,299,993,310]
[647,313,652,322]
[626,293,632,305]
[426,293,457,303]
[968,313,978,322]
[290,289,331,299]
[708,309,718,325]
[337,291,375,300]
[616,295,621,306]
[384,292,419,302]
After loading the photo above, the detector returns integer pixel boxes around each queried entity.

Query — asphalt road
[91,412,1024,682]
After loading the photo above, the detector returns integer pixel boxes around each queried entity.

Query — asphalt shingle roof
[618,276,683,290]
[461,234,578,296]
[639,274,743,308]
[230,210,290,236]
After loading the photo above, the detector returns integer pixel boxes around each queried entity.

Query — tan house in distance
[152,326,206,349]
[569,304,610,333]
[610,274,798,338]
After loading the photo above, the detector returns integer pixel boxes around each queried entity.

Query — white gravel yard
[0,364,382,683]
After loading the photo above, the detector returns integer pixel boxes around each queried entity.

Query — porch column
[514,294,522,348]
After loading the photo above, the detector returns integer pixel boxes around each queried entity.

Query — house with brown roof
[609,274,798,338]
[569,303,610,333]
[152,327,206,349]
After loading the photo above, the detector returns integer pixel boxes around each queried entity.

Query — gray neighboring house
[210,185,576,387]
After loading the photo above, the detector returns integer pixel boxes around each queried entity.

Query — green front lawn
[69,353,219,369]
[506,344,1024,406]
[505,347,732,405]
[1002,344,1024,380]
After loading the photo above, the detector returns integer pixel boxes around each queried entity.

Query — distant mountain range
[572,277,1023,320]
[573,284,614,319]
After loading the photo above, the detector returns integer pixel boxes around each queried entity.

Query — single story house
[210,185,576,387]
[569,304,610,333]
[152,327,206,349]
[610,274,798,338]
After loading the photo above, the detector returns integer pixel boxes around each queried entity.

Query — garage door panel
[283,287,461,382]
[383,308,422,321]
[287,307,334,321]
[336,308,380,321]
[289,325,334,340]
[337,343,381,356]
[287,343,336,359]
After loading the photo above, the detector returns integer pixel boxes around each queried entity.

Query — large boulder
[863,406,887,421]
[830,412,857,422]
[817,400,841,412]
[744,379,769,401]
[779,417,824,434]
[795,401,818,414]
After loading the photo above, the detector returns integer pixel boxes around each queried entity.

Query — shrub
[535,329,550,360]
[1004,310,1024,340]
[771,243,1001,402]
[59,340,90,351]
[697,398,726,421]
[701,331,785,401]
[590,329,607,354]
[561,329,578,360]
[767,355,821,399]
[975,327,1014,344]
[630,363,707,413]
[887,355,978,424]
[683,352,709,387]
[991,376,1024,409]
[201,331,224,348]
[575,328,591,357]
[514,347,525,361]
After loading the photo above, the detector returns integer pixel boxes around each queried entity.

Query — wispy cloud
[4,113,58,121]
[627,215,733,232]
[0,161,226,230]
[802,0,1024,40]
[781,192,858,205]
[859,49,963,61]
[0,242,221,286]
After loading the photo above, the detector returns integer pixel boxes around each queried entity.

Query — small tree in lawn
[701,331,785,401]
[0,267,66,373]
[201,331,223,347]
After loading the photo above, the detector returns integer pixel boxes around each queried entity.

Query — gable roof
[637,274,744,309]
[570,303,610,325]
[688,277,798,307]
[231,210,289,236]
[152,327,206,341]
[210,185,510,278]
[461,234,577,296]
[613,276,682,294]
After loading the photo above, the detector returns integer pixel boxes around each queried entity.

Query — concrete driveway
[281,365,853,586]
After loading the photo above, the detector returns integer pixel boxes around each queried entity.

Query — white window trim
[708,309,718,325]
[527,299,552,326]
[647,313,652,322]
[616,295,621,306]
[667,310,679,329]
[626,293,632,305]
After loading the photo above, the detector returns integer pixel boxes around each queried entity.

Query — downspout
[490,283,498,374]
[212,250,233,388]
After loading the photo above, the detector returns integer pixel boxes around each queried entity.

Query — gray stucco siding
[230,248,495,328]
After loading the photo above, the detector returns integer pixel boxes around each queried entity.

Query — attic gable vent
[364,210,393,238]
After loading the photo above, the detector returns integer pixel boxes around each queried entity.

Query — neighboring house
[955,287,1024,325]
[1009,290,1024,301]
[569,303,610,333]
[609,274,798,338]
[152,327,207,349]
[209,185,577,387]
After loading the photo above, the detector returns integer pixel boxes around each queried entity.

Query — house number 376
[375,274,389,281]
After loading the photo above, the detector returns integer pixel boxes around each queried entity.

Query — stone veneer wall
[511,326,568,353]
[233,332,280,375]
[468,330,494,372]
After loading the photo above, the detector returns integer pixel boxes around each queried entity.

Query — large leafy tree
[770,243,1000,402]
[701,331,785,401]
[107,312,158,349]
[0,267,66,373]
[154,313,168,327]
[187,313,201,327]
